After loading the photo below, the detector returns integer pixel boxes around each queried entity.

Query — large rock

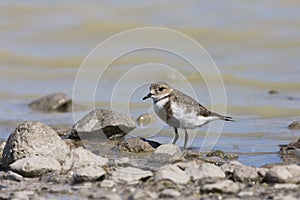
[10,156,61,177]
[111,167,153,184]
[28,93,72,112]
[118,137,156,153]
[264,164,300,183]
[62,147,108,171]
[155,164,189,184]
[2,121,70,168]
[69,109,136,140]
[72,165,106,183]
[185,162,226,180]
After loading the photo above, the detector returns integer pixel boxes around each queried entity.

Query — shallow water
[1,1,300,167]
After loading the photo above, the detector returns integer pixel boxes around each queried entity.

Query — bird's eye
[158,87,164,92]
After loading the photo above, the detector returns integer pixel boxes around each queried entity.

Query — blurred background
[0,1,299,166]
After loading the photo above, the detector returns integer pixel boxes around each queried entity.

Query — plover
[143,81,233,149]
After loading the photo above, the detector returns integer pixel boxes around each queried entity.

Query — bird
[143,81,233,149]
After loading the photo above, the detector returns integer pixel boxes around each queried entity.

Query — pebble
[273,183,298,190]
[72,165,106,183]
[69,108,136,140]
[100,180,116,188]
[238,191,254,197]
[10,156,61,177]
[2,121,70,168]
[131,189,158,200]
[201,180,241,194]
[232,165,259,183]
[155,164,189,184]
[160,188,181,198]
[112,167,153,184]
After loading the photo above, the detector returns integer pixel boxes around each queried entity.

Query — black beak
[143,93,152,100]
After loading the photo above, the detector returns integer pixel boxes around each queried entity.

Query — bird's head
[143,81,173,102]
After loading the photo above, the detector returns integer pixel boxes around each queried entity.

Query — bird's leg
[172,127,179,144]
[183,129,188,150]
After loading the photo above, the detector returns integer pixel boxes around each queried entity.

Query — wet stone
[2,121,70,168]
[69,109,136,140]
[288,121,300,130]
[28,93,72,112]
[118,137,156,153]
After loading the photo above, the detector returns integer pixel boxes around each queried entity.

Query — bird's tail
[211,112,234,122]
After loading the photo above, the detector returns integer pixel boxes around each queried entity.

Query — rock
[101,180,116,188]
[69,109,136,140]
[160,188,181,198]
[238,191,254,197]
[111,167,152,184]
[10,191,38,200]
[2,121,70,168]
[72,165,106,183]
[288,121,300,130]
[0,171,23,182]
[28,93,72,112]
[268,89,279,95]
[280,138,300,155]
[136,113,155,126]
[62,147,108,171]
[264,164,300,183]
[204,156,227,165]
[232,165,260,183]
[118,137,155,153]
[274,183,298,190]
[206,150,238,160]
[130,189,158,200]
[96,194,122,200]
[155,164,189,184]
[185,161,225,180]
[153,144,182,162]
[201,180,241,194]
[10,156,61,177]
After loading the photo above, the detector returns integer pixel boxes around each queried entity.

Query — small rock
[185,162,226,180]
[238,191,254,197]
[274,183,298,190]
[233,165,260,183]
[153,144,182,162]
[155,164,189,184]
[96,194,122,200]
[221,160,244,175]
[62,147,108,171]
[0,140,5,159]
[72,165,106,183]
[288,121,300,130]
[101,180,116,188]
[112,167,153,184]
[2,121,70,168]
[280,138,300,155]
[136,113,155,126]
[118,137,155,153]
[206,150,238,160]
[10,191,38,200]
[28,93,72,112]
[201,180,241,194]
[131,189,158,200]
[69,109,136,140]
[160,188,181,198]
[268,89,279,95]
[264,164,300,183]
[10,156,61,177]
[204,156,227,165]
[0,171,23,182]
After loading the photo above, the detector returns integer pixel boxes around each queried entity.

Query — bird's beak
[143,93,152,100]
